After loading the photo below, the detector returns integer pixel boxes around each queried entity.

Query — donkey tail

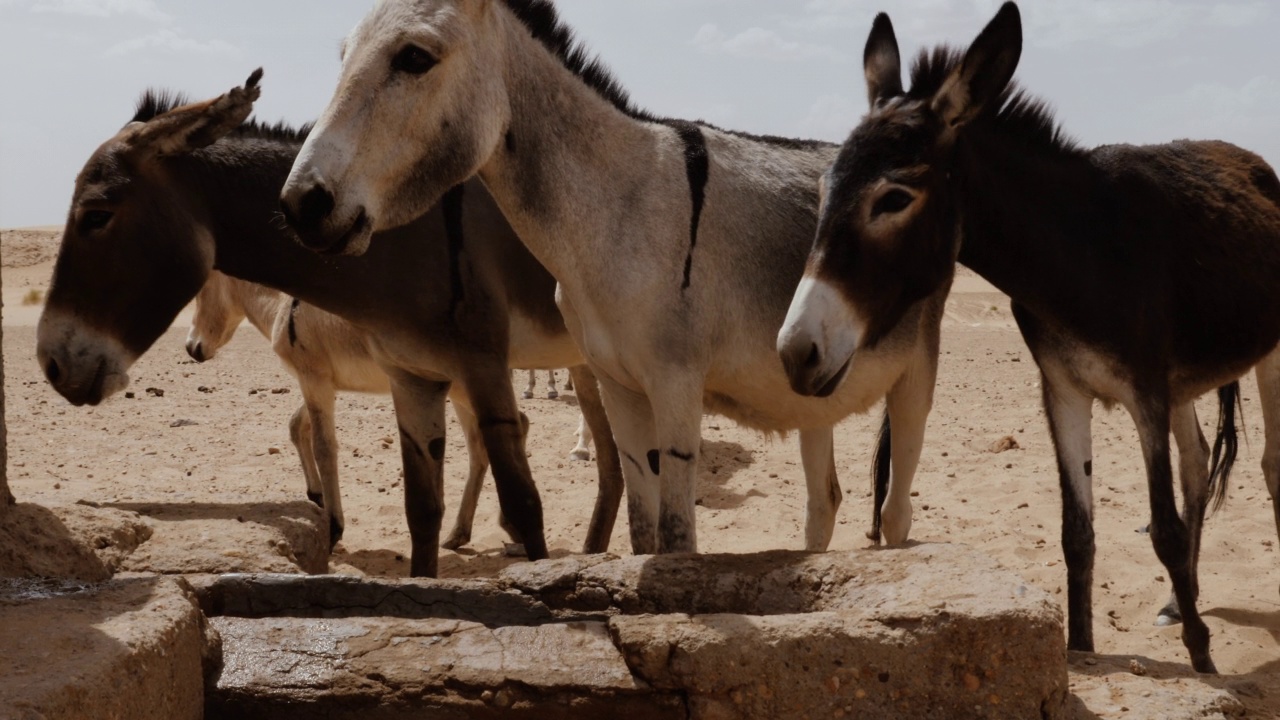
[868,410,892,544]
[1208,381,1242,515]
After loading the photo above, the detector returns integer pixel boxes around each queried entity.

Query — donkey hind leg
[569,364,624,554]
[1041,375,1097,654]
[523,369,536,399]
[546,370,559,399]
[596,374,660,554]
[301,384,345,549]
[799,428,840,551]
[1132,396,1216,673]
[569,411,594,461]
[289,404,324,507]
[1158,402,1211,626]
[880,371,934,546]
[389,372,452,578]
[1258,351,1280,556]
[442,399,491,551]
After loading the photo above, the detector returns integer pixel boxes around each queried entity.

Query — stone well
[199,544,1070,720]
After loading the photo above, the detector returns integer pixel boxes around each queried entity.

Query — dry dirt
[5,228,1279,716]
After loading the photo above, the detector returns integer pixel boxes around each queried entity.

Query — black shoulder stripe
[287,297,301,346]
[442,184,467,317]
[670,121,709,291]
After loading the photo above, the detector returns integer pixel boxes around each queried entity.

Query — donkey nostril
[296,184,336,229]
[188,342,205,363]
[805,343,821,370]
[45,357,61,384]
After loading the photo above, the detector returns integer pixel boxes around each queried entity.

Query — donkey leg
[648,376,706,554]
[1159,402,1210,625]
[570,365,623,554]
[289,404,324,507]
[547,370,559,400]
[442,398,491,551]
[460,369,548,562]
[880,371,934,546]
[570,412,594,461]
[596,374,660,554]
[302,384,345,548]
[388,371,451,578]
[799,427,840,551]
[1041,374,1097,654]
[1257,352,1280,555]
[1132,396,1216,673]
[523,369,535,400]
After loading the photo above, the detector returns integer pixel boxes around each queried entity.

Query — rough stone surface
[0,263,9,513]
[0,502,152,581]
[208,616,684,719]
[107,498,329,575]
[205,545,1069,719]
[1068,653,1247,720]
[0,576,217,720]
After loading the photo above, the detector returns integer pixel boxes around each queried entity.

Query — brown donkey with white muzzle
[781,2,1280,673]
[37,70,625,577]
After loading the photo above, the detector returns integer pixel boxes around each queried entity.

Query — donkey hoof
[1154,612,1182,627]
[307,491,325,508]
[865,528,882,545]
[328,517,344,549]
[503,542,528,558]
[547,390,559,400]
[569,449,591,462]
[522,390,534,400]
[442,529,470,551]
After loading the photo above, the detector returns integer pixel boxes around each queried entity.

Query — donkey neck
[952,129,1110,322]
[477,8,669,280]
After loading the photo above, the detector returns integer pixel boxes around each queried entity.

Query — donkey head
[186,271,248,363]
[37,70,262,406]
[281,0,508,255]
[778,4,1021,397]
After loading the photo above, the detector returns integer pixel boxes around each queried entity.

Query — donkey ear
[863,13,902,107]
[127,68,264,157]
[931,2,1022,132]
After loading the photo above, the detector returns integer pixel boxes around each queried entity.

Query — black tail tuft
[870,410,892,544]
[1208,382,1242,515]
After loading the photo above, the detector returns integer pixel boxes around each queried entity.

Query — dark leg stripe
[399,426,426,459]
[647,449,661,475]
[669,121,709,291]
[287,297,301,346]
[442,184,467,318]
[623,452,644,475]
[667,448,695,463]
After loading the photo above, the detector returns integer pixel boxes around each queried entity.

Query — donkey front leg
[442,398,492,551]
[649,376,706,554]
[300,384,345,548]
[461,368,548,562]
[569,412,594,461]
[1041,375,1097,654]
[569,364,624,554]
[1132,396,1216,674]
[1159,402,1210,626]
[879,367,935,546]
[288,404,324,508]
[596,374,660,554]
[388,371,452,578]
[799,427,840,551]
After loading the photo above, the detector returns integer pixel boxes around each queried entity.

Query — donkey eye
[870,189,915,218]
[391,45,438,75]
[80,210,113,233]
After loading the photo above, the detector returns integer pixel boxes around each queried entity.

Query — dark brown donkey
[35,70,624,577]
[784,3,1280,673]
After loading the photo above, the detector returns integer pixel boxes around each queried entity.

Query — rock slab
[0,576,216,720]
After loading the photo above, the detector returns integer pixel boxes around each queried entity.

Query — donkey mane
[907,46,1079,155]
[500,0,828,150]
[131,89,312,144]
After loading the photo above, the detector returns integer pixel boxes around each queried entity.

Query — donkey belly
[507,312,581,371]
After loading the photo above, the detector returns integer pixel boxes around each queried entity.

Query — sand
[5,227,1278,712]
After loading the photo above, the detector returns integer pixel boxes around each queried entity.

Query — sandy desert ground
[4,227,1278,714]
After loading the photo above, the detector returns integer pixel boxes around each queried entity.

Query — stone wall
[0,265,10,513]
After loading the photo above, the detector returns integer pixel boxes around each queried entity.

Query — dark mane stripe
[130,88,312,143]
[498,0,829,150]
[907,46,1079,154]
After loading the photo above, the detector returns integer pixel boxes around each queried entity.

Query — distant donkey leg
[1159,402,1211,626]
[301,383,345,548]
[799,428,840,551]
[523,369,536,399]
[879,367,935,546]
[569,364,623,554]
[570,411,594,461]
[1131,394,1216,674]
[1041,373,1097,654]
[288,404,324,507]
[442,399,491,551]
[546,370,559,400]
[389,371,452,578]
[461,365,547,562]
[1258,351,1280,554]
[597,375,660,554]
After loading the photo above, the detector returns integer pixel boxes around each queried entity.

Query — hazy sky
[2,0,1278,227]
